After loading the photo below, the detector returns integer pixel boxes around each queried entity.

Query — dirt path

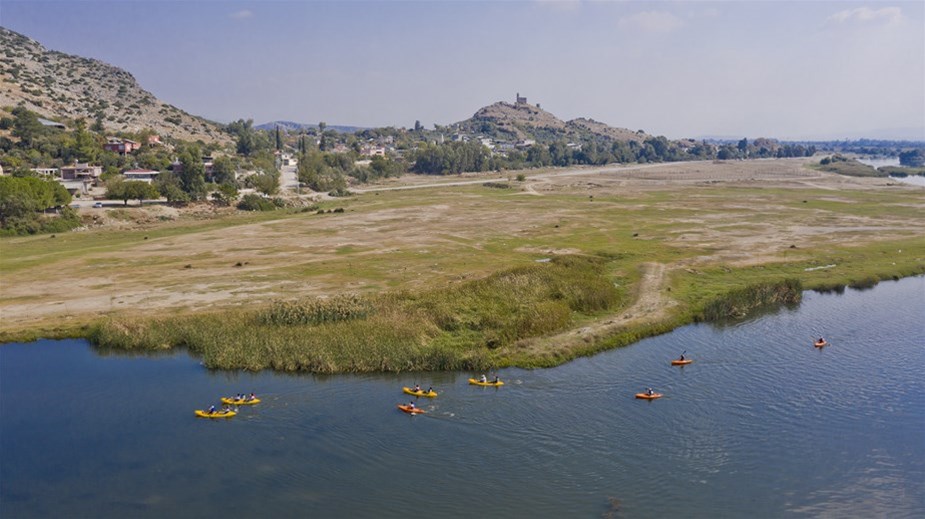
[507,262,677,359]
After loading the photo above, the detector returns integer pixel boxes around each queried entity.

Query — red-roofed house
[104,138,141,155]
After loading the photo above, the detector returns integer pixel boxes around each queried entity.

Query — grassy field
[2,159,923,371]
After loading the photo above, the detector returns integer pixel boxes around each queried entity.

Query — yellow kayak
[221,397,261,405]
[635,393,663,400]
[195,409,237,418]
[468,378,504,387]
[402,387,438,398]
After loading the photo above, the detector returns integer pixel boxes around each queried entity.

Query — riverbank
[2,158,923,370]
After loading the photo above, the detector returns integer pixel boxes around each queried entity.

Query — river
[855,157,925,187]
[2,277,923,518]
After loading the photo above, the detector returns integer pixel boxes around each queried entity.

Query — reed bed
[695,279,803,322]
[90,255,623,372]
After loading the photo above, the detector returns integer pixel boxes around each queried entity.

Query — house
[516,139,536,148]
[360,145,386,157]
[60,162,102,183]
[146,134,162,146]
[104,138,141,155]
[122,169,160,184]
[37,118,66,130]
[58,179,92,196]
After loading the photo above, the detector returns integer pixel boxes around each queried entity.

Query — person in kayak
[678,353,685,361]
[479,374,487,383]
[408,401,415,409]
[492,375,500,383]
[427,387,434,394]
[646,387,654,396]
[248,392,257,401]
[413,384,421,393]
[208,405,216,414]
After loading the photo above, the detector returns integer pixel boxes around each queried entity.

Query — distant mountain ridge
[0,27,228,143]
[256,120,366,134]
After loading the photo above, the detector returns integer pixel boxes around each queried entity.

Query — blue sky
[2,1,923,140]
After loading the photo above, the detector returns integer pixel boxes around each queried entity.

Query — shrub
[237,194,276,211]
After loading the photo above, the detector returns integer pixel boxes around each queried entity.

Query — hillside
[454,99,649,144]
[0,27,228,144]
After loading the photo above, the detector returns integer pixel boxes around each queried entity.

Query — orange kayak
[814,340,827,348]
[635,393,663,400]
[671,359,693,366]
[397,404,425,415]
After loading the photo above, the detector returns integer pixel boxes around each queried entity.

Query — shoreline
[4,270,922,374]
[3,159,924,368]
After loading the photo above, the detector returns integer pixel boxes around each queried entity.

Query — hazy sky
[2,1,923,140]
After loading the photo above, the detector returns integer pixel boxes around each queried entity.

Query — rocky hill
[0,27,228,144]
[454,99,649,144]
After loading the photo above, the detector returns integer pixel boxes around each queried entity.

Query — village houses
[103,137,141,155]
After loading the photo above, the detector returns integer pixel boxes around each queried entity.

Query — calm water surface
[2,278,923,518]
[855,157,925,187]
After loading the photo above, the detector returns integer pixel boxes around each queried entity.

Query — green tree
[211,183,239,205]
[73,118,100,162]
[899,149,925,167]
[11,106,44,148]
[227,119,266,157]
[210,156,236,185]
[0,176,71,227]
[177,146,206,200]
[249,172,280,196]
[159,183,191,205]
[275,125,282,151]
[107,177,159,206]
[91,112,105,133]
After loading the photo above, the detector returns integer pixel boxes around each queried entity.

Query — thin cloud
[229,9,254,20]
[827,6,903,25]
[619,11,684,33]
